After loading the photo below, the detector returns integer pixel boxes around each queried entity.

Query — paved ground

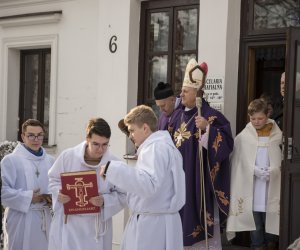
[221,233,251,250]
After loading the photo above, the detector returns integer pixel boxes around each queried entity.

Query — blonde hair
[124,105,157,132]
[248,99,268,116]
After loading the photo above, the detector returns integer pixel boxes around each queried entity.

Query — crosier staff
[189,61,208,249]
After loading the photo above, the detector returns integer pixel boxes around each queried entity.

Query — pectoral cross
[174,122,192,148]
[35,168,40,178]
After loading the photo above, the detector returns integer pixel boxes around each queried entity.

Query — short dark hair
[22,119,45,133]
[248,99,268,116]
[86,118,111,139]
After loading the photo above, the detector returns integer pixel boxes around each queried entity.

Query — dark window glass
[254,0,300,30]
[150,12,170,52]
[19,49,51,142]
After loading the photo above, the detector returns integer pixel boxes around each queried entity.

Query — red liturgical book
[60,170,100,215]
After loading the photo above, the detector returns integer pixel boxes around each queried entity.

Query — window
[246,0,300,35]
[19,49,51,142]
[138,0,199,110]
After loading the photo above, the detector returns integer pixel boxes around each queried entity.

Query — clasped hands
[31,189,44,204]
[254,165,270,181]
[57,191,104,207]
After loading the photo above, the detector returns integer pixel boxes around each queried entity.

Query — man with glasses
[1,119,55,250]
[48,118,126,250]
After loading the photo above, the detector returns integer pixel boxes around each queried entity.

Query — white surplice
[106,130,186,250]
[226,119,282,240]
[1,144,55,250]
[48,141,126,250]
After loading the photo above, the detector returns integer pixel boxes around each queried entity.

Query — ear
[193,88,198,96]
[143,123,150,132]
[21,133,25,142]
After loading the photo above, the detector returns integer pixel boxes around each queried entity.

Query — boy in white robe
[100,105,186,250]
[48,118,126,250]
[1,119,55,250]
[226,99,282,250]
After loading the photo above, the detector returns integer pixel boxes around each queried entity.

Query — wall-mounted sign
[203,77,224,113]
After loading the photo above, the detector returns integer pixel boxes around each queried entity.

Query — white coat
[48,141,126,250]
[106,130,186,250]
[226,119,282,240]
[1,144,55,250]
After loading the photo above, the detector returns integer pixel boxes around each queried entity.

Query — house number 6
[109,35,117,53]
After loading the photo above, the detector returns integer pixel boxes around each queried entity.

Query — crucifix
[35,168,40,178]
[67,178,93,207]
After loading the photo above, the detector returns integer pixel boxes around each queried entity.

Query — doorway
[233,45,285,248]
[236,1,300,248]
[254,46,285,102]
[237,44,286,132]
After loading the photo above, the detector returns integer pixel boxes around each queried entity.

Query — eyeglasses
[90,142,110,150]
[26,134,44,141]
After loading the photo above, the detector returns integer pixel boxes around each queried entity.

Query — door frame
[279,26,300,249]
[236,38,285,133]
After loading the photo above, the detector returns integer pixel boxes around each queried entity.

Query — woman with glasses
[1,119,55,250]
[48,118,126,250]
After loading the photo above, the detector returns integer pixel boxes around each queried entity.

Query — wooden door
[280,26,300,249]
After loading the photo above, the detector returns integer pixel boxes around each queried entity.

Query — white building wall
[0,0,241,249]
[97,1,140,248]
[0,0,103,152]
[0,1,128,247]
[198,0,240,136]
[97,0,140,158]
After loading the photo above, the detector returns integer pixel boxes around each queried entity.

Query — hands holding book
[58,190,104,207]
[58,191,71,204]
[89,194,104,207]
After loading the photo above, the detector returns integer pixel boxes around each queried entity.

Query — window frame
[138,0,199,106]
[19,48,51,143]
[245,0,297,36]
